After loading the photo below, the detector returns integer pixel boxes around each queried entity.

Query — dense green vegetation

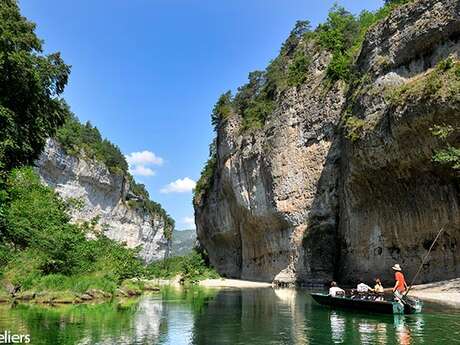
[0,0,194,299]
[211,91,233,131]
[207,0,414,130]
[234,21,312,130]
[56,115,128,175]
[0,166,201,296]
[0,167,144,294]
[147,250,219,283]
[431,124,460,170]
[316,1,413,82]
[0,0,70,173]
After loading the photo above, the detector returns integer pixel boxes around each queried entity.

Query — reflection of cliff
[273,289,310,345]
[191,288,310,345]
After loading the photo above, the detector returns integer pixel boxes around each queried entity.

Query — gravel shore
[409,278,460,306]
[198,279,272,288]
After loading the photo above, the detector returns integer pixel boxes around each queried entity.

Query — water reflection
[357,319,387,345]
[330,311,345,343]
[0,288,458,345]
[394,315,412,345]
[77,298,165,345]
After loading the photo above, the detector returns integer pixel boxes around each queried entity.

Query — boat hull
[310,293,422,315]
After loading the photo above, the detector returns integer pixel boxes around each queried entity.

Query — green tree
[0,0,71,172]
[211,91,233,131]
[281,20,312,55]
[316,5,360,82]
[3,168,86,273]
[2,167,146,287]
[56,115,129,174]
[193,141,217,204]
[287,50,311,87]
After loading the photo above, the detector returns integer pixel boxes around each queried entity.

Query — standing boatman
[392,264,408,301]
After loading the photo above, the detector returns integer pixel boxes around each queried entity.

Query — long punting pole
[404,227,445,297]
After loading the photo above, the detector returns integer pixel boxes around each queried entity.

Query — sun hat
[392,264,402,271]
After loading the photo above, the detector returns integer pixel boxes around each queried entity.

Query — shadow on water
[0,287,459,345]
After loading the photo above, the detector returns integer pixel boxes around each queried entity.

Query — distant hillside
[171,230,196,257]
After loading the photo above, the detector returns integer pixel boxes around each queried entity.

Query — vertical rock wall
[196,0,460,285]
[195,49,346,284]
[36,139,170,263]
[338,0,460,284]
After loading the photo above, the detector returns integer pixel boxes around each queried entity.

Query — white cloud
[130,165,155,177]
[125,150,163,177]
[126,151,163,166]
[160,177,196,194]
[183,216,196,229]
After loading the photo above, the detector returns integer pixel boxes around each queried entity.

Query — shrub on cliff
[234,22,313,129]
[317,1,413,82]
[56,114,129,175]
[287,50,312,87]
[387,58,460,171]
[193,141,217,204]
[430,124,460,171]
[0,0,70,173]
[211,91,233,131]
[127,178,175,239]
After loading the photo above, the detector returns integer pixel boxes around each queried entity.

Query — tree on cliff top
[0,0,71,172]
[211,91,233,131]
[56,114,129,175]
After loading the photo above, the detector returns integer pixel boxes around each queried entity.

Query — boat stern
[392,302,405,314]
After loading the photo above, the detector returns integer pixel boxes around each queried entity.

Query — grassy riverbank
[0,1,193,306]
[0,245,219,304]
[0,167,215,303]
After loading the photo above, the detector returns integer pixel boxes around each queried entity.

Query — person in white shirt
[356,279,373,293]
[329,281,345,297]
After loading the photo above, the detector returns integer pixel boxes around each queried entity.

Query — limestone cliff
[195,0,460,285]
[36,139,171,263]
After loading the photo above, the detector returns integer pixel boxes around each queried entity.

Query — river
[0,287,459,345]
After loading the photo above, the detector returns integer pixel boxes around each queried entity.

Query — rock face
[36,139,170,263]
[195,48,346,285]
[338,0,460,284]
[195,0,460,285]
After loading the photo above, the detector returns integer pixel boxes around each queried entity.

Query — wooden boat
[310,293,423,315]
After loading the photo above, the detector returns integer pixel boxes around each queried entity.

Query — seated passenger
[356,279,373,293]
[373,278,385,301]
[329,281,345,297]
[374,278,384,293]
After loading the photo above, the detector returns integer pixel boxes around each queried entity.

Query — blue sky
[21,0,383,230]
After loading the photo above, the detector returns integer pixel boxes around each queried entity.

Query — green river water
[0,287,459,345]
